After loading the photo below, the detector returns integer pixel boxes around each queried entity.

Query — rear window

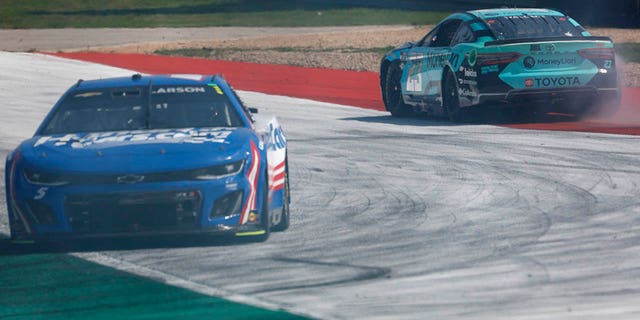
[486,15,586,40]
[41,85,244,134]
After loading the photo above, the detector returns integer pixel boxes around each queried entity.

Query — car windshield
[486,15,586,40]
[41,85,243,134]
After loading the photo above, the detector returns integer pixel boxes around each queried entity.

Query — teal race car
[380,8,620,121]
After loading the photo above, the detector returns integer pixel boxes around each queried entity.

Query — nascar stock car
[5,74,289,243]
[380,8,620,121]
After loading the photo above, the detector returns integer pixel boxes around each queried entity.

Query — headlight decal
[9,150,33,234]
[239,140,260,225]
[194,160,244,180]
[23,168,69,186]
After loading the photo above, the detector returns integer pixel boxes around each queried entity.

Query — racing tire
[443,72,466,123]
[384,61,413,117]
[272,162,290,232]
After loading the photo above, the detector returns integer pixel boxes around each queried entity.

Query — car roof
[468,8,565,20]
[73,74,225,90]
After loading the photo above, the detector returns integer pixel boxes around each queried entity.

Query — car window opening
[41,85,244,134]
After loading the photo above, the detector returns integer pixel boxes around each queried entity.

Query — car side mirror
[248,107,259,114]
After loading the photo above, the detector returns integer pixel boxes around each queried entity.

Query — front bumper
[8,176,265,240]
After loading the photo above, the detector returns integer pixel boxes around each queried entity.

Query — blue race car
[380,8,620,121]
[5,74,289,242]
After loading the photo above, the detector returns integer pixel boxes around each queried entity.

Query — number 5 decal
[34,187,48,200]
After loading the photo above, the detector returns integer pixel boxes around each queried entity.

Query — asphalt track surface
[2,52,640,319]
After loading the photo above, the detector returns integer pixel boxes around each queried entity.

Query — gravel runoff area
[1,26,638,86]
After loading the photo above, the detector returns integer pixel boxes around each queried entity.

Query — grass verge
[1,0,449,28]
[154,46,396,58]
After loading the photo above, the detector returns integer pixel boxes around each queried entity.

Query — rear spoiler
[485,36,613,47]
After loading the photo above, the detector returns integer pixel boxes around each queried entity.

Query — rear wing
[485,36,613,47]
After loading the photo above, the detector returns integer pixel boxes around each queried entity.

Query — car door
[402,19,462,107]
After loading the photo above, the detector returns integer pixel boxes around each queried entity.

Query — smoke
[580,53,640,125]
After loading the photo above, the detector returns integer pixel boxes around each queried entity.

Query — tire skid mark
[247,257,391,294]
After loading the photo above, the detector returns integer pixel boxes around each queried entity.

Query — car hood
[19,128,255,173]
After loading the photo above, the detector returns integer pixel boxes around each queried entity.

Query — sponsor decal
[268,123,287,151]
[459,66,477,78]
[524,55,577,68]
[534,76,581,87]
[544,44,556,53]
[406,60,423,92]
[34,128,234,148]
[459,79,477,85]
[419,52,450,69]
[481,65,500,74]
[467,49,477,67]
[525,78,534,87]
[523,56,536,69]
[536,56,577,67]
[458,88,478,97]
[152,87,207,94]
[463,68,477,78]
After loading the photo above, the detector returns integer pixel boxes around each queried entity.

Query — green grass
[616,43,640,63]
[0,0,450,28]
[0,253,309,319]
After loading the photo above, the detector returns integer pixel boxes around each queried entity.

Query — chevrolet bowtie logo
[116,174,145,184]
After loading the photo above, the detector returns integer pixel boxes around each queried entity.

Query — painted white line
[71,252,331,320]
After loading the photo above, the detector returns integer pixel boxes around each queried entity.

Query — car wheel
[444,72,466,123]
[384,61,413,117]
[272,163,290,232]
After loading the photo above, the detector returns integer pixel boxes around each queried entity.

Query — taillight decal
[579,48,615,60]
[477,52,522,66]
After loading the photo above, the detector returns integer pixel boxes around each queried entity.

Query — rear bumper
[477,87,620,106]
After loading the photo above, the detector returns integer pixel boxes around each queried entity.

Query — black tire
[443,71,465,123]
[272,161,290,232]
[383,61,413,117]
